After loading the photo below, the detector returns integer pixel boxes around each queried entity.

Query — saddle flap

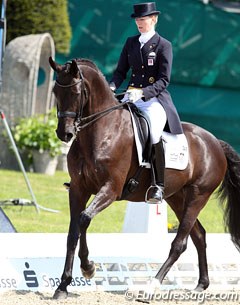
[127,103,151,161]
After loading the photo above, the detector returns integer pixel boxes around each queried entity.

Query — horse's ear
[49,56,62,72]
[70,59,79,78]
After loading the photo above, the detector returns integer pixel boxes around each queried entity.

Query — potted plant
[12,108,62,175]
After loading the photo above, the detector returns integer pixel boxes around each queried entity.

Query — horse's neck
[81,65,118,114]
[86,84,118,114]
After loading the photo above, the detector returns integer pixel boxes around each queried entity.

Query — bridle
[54,63,128,131]
[55,64,88,121]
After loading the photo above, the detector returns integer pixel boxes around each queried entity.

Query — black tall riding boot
[145,139,165,204]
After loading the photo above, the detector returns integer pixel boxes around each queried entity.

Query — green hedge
[6,0,72,54]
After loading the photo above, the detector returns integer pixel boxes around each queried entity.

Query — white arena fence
[0,233,240,293]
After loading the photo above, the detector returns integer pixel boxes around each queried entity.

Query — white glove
[127,88,143,103]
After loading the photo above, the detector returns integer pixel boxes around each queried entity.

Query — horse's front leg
[79,231,96,279]
[53,218,80,299]
[53,189,90,300]
[78,181,119,275]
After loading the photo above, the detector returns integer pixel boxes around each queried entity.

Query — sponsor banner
[0,257,93,292]
[1,233,240,292]
[0,256,162,293]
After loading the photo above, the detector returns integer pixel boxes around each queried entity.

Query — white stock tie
[139,30,156,49]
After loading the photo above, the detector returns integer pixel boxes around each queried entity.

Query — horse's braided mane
[67,58,108,87]
[74,58,109,86]
[75,58,99,72]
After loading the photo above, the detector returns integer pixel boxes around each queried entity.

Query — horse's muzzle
[56,124,75,143]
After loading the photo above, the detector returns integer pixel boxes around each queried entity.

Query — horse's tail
[218,140,240,251]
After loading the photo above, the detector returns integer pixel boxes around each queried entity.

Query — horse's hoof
[53,289,68,300]
[194,283,208,292]
[81,261,96,279]
[194,287,204,292]
[135,278,160,303]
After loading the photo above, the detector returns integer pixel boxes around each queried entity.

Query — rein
[55,63,129,131]
[76,102,128,131]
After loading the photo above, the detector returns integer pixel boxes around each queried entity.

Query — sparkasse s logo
[23,262,39,288]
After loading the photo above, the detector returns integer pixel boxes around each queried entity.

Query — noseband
[55,63,88,121]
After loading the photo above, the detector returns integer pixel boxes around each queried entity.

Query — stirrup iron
[145,184,164,204]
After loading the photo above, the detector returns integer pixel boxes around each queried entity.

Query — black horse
[49,57,240,299]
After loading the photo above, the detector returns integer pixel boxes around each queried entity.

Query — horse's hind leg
[167,196,209,291]
[155,188,211,290]
[190,219,209,291]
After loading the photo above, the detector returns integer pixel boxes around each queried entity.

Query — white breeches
[134,97,167,144]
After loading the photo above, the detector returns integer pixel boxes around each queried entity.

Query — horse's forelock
[64,63,71,74]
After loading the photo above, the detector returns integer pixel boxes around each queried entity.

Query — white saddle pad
[131,115,189,170]
[162,132,189,170]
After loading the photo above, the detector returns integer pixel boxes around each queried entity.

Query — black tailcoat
[110,33,183,134]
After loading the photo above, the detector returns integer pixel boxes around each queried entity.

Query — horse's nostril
[66,133,73,142]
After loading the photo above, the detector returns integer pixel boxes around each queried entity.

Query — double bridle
[55,63,127,131]
[55,64,87,122]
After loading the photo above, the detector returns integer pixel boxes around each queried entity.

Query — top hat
[131,2,160,18]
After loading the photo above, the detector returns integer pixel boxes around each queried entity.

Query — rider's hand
[127,88,143,103]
